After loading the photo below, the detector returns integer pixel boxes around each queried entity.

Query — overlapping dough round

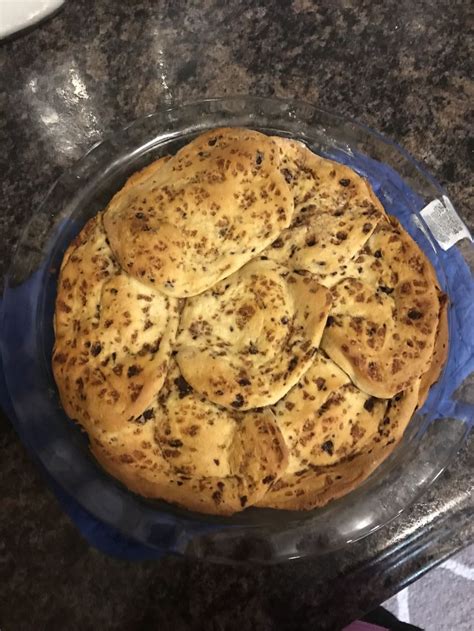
[272,352,388,469]
[53,214,179,431]
[175,258,332,409]
[258,373,421,510]
[320,216,440,398]
[103,128,293,297]
[90,361,288,515]
[263,137,385,277]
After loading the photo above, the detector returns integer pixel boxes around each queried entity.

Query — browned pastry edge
[320,215,441,399]
[417,291,449,409]
[256,379,421,510]
[89,411,289,517]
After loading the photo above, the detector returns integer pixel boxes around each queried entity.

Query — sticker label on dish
[420,197,472,251]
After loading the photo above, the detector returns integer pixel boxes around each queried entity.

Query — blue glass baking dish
[1,97,473,563]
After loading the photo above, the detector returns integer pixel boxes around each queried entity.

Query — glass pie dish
[1,96,472,563]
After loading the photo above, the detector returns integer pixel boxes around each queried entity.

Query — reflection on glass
[25,62,102,159]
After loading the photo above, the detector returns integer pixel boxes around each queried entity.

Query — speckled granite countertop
[0,1,472,629]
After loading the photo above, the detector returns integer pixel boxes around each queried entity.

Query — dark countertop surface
[0,1,472,629]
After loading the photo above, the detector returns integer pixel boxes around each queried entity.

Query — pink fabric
[342,622,389,631]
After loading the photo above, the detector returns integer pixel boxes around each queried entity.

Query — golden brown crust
[53,128,448,515]
[271,351,389,469]
[257,377,421,510]
[320,216,440,398]
[176,258,331,409]
[103,128,293,297]
[417,291,449,408]
[91,420,287,516]
[53,214,179,432]
[264,137,386,275]
[89,362,288,515]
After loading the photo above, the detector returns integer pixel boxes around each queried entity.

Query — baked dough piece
[103,128,293,297]
[89,361,288,515]
[258,373,421,510]
[175,258,332,410]
[155,361,288,511]
[417,291,449,408]
[320,217,440,398]
[271,352,388,467]
[52,214,179,431]
[264,137,385,276]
